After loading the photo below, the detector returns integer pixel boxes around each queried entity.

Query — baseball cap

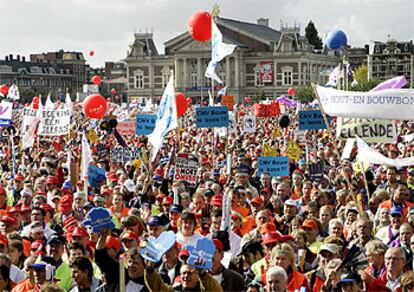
[301,219,318,230]
[390,205,403,216]
[105,235,121,251]
[30,262,47,269]
[123,179,136,193]
[47,235,64,245]
[319,243,338,254]
[262,231,281,245]
[251,196,264,205]
[284,199,298,208]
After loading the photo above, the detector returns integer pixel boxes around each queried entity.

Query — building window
[161,66,170,88]
[134,70,144,89]
[253,63,263,87]
[190,72,197,87]
[282,69,293,85]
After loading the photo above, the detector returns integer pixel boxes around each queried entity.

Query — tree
[305,21,323,50]
[352,64,381,91]
[294,85,316,103]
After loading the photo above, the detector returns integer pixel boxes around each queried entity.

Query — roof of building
[0,59,69,75]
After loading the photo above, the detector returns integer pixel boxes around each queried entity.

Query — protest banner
[257,156,289,176]
[187,237,215,270]
[21,108,38,132]
[254,103,280,117]
[111,147,142,163]
[259,61,273,83]
[310,163,324,182]
[298,110,330,130]
[116,119,136,136]
[83,208,115,233]
[316,85,414,120]
[174,153,198,186]
[196,106,229,128]
[141,231,176,263]
[243,115,256,133]
[221,95,234,111]
[136,114,156,135]
[38,107,71,136]
[0,102,12,127]
[336,118,396,143]
[87,164,106,188]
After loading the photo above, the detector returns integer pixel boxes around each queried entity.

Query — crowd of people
[0,95,413,292]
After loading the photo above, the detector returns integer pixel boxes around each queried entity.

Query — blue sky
[0,0,412,67]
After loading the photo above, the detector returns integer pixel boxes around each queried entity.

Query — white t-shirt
[10,265,24,284]
[176,232,204,248]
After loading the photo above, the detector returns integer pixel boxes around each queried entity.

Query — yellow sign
[86,129,98,143]
[272,129,282,138]
[133,159,142,169]
[263,143,278,157]
[285,141,302,161]
[353,160,370,174]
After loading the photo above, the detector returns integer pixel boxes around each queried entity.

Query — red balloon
[186,97,192,104]
[188,11,212,42]
[83,94,107,119]
[245,96,251,103]
[0,84,9,95]
[89,51,95,57]
[111,88,117,94]
[175,92,188,117]
[91,75,102,85]
[287,87,295,96]
[32,96,40,110]
[106,97,112,103]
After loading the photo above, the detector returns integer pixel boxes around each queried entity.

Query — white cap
[21,188,33,197]
[123,179,136,193]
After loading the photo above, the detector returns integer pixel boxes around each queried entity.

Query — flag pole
[311,83,363,214]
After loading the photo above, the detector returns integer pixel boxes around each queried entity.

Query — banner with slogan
[111,147,142,163]
[221,96,234,111]
[21,108,38,132]
[316,85,414,120]
[298,110,330,130]
[174,153,198,186]
[38,107,71,136]
[116,119,136,136]
[336,118,396,143]
[136,114,156,135]
[87,164,106,188]
[243,115,256,133]
[260,61,273,83]
[254,103,280,117]
[258,156,289,176]
[196,106,229,128]
[0,102,12,127]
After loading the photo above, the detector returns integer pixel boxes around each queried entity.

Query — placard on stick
[111,147,142,163]
[257,156,289,177]
[174,153,198,186]
[196,106,229,128]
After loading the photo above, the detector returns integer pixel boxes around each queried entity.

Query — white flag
[65,93,73,111]
[7,84,20,100]
[208,90,214,106]
[45,95,54,109]
[148,71,178,161]
[81,133,92,180]
[205,20,236,84]
[22,118,40,150]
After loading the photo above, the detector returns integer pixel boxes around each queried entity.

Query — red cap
[262,231,281,245]
[251,196,264,205]
[31,240,45,254]
[179,248,190,260]
[211,195,223,206]
[21,206,32,213]
[14,173,24,181]
[46,176,59,185]
[0,234,8,246]
[105,235,121,251]
[154,167,164,177]
[301,219,318,230]
[259,222,277,234]
[0,215,17,225]
[71,226,88,238]
[40,203,54,213]
[9,206,21,214]
[260,188,272,195]
[63,216,77,230]
[212,238,224,251]
[162,196,173,205]
[279,235,295,243]
[58,201,72,214]
[101,188,113,196]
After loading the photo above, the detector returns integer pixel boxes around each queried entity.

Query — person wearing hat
[376,205,404,245]
[251,231,281,279]
[168,205,182,233]
[275,199,298,235]
[147,215,167,239]
[12,261,49,292]
[120,229,139,252]
[44,235,72,291]
[301,218,322,254]
[0,215,18,234]
[0,187,11,217]
[70,227,94,259]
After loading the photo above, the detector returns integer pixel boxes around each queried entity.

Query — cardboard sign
[136,114,156,135]
[243,115,256,133]
[111,147,142,163]
[336,118,396,143]
[21,108,38,133]
[257,156,289,177]
[38,107,71,136]
[272,128,282,138]
[0,102,13,127]
[187,237,216,270]
[309,163,324,182]
[141,231,176,263]
[116,119,136,136]
[196,106,229,128]
[263,143,278,157]
[82,207,115,233]
[174,153,198,186]
[298,110,330,130]
[87,164,106,188]
[260,61,273,83]
[221,96,235,111]
[285,141,302,161]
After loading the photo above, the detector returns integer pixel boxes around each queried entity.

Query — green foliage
[305,21,323,50]
[351,64,381,91]
[255,89,266,103]
[294,85,316,103]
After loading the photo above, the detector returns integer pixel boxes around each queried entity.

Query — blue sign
[82,207,115,233]
[141,231,176,263]
[187,237,215,270]
[298,110,331,130]
[0,119,11,127]
[87,165,106,188]
[136,114,156,135]
[258,156,289,177]
[196,106,229,128]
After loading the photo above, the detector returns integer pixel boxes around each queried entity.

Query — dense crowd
[0,97,413,292]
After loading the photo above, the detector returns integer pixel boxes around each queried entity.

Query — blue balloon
[325,30,347,50]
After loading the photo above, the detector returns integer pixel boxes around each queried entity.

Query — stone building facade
[125,17,339,103]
